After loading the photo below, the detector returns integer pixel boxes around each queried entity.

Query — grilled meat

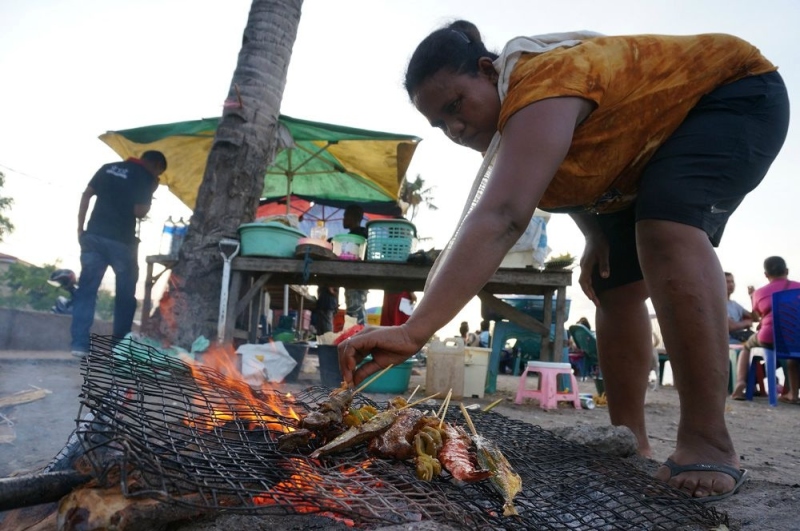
[413,424,444,481]
[277,428,312,452]
[368,408,423,460]
[300,385,354,431]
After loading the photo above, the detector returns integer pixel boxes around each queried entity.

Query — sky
[1,0,799,340]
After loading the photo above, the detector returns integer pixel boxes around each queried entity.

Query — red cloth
[381,291,413,326]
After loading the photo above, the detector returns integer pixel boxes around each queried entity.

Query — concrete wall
[0,308,114,351]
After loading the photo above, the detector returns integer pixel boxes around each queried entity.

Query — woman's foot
[778,394,799,404]
[730,383,746,401]
[655,446,743,500]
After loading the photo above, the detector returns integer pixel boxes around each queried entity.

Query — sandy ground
[0,350,798,530]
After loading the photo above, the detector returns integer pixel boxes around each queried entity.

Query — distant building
[0,252,33,275]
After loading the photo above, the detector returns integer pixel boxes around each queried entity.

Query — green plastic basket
[366,220,416,262]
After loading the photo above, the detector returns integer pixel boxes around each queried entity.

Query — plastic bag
[236,342,297,386]
[507,215,551,269]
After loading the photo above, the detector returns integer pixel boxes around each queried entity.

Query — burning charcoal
[277,429,312,452]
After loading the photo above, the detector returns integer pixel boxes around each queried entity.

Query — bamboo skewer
[460,402,479,437]
[438,390,453,429]
[482,398,503,412]
[407,384,420,403]
[435,388,453,418]
[400,392,440,410]
[355,364,395,394]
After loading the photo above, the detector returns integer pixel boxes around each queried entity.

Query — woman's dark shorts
[592,71,790,295]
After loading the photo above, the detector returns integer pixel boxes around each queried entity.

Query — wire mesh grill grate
[74,335,728,530]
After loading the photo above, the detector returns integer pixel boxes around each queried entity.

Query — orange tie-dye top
[497,34,776,213]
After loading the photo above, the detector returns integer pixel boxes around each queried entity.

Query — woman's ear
[478,57,498,83]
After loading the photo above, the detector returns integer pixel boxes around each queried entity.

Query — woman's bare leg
[787,360,800,401]
[731,346,751,399]
[595,281,653,457]
[637,219,740,499]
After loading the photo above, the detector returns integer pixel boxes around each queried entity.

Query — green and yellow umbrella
[99,115,422,211]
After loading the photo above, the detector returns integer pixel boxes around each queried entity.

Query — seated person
[459,321,480,346]
[499,340,519,375]
[479,319,491,347]
[731,256,800,400]
[725,272,755,344]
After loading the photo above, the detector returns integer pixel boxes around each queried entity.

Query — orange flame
[182,342,301,433]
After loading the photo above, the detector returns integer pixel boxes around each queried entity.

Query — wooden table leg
[141,261,155,330]
[553,286,566,360]
[248,288,262,344]
[541,289,554,362]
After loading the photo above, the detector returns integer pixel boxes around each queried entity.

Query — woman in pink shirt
[731,256,800,401]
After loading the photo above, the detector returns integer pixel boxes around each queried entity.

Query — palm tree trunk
[145,0,303,347]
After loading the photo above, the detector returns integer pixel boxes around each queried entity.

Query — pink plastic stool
[515,360,581,409]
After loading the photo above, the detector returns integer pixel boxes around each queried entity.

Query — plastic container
[317,345,342,388]
[426,337,466,399]
[159,216,175,256]
[171,217,188,256]
[357,355,413,394]
[464,347,490,399]
[579,393,595,410]
[331,234,366,260]
[283,343,308,383]
[238,222,305,257]
[365,219,417,262]
[310,221,328,241]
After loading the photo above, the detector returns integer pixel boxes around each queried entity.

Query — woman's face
[412,58,500,153]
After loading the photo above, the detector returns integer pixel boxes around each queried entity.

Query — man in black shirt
[70,151,166,356]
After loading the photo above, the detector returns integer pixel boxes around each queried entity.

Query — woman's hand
[338,325,422,386]
[578,233,610,306]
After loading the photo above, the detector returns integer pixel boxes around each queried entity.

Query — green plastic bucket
[238,222,305,257]
[357,355,414,394]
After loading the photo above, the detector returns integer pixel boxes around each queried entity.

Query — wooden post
[541,289,554,362]
[141,261,155,330]
[554,286,567,363]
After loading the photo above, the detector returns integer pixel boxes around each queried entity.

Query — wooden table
[141,255,314,332]
[224,257,572,361]
[141,254,177,330]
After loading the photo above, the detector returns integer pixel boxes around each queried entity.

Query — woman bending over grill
[339,20,789,502]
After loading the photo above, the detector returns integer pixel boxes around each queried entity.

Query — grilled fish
[473,434,522,516]
[439,424,492,483]
[310,409,397,459]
